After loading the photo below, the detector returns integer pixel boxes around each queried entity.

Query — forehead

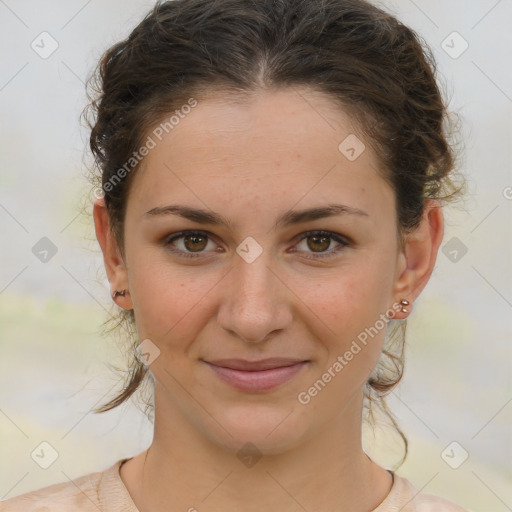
[127,88,394,224]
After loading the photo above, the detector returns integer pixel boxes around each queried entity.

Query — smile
[203,360,310,392]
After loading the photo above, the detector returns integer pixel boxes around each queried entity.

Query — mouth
[202,358,310,392]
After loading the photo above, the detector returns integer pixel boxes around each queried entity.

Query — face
[117,88,406,453]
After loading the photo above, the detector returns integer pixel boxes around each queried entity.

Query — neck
[122,387,393,512]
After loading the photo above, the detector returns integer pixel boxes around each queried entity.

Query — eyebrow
[143,203,368,231]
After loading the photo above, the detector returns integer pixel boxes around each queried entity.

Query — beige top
[0,458,470,511]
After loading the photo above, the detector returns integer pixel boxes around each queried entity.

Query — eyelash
[164,230,350,260]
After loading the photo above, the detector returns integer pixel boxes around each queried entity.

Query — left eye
[292,230,349,259]
[164,230,349,260]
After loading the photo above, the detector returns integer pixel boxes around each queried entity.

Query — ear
[392,199,444,315]
[93,197,133,309]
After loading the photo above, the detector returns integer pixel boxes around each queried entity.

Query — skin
[93,87,444,512]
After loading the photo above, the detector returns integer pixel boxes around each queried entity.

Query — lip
[203,358,310,392]
[205,358,308,371]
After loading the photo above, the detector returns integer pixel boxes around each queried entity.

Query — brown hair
[82,0,464,468]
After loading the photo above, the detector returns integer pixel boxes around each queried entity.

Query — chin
[202,402,311,456]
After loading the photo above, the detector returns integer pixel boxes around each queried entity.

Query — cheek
[296,272,391,398]
[291,258,395,384]
[295,260,392,335]
[129,256,221,345]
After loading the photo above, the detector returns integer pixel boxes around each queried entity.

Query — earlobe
[93,198,132,309]
[392,200,444,313]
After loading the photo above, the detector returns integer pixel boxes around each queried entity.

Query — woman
[1,0,469,510]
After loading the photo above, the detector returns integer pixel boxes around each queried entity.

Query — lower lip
[204,361,309,392]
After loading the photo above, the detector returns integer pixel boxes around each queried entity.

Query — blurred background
[0,0,511,510]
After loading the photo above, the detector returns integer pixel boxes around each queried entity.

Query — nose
[217,249,293,344]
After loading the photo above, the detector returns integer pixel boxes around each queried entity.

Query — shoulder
[0,472,103,512]
[0,460,135,512]
[374,473,472,512]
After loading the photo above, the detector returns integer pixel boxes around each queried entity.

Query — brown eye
[164,229,349,261]
[294,230,349,259]
[165,231,218,259]
[183,233,208,252]
[306,234,331,252]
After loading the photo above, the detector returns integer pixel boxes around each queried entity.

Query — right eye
[164,230,222,259]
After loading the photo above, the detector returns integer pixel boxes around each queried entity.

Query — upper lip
[204,358,308,371]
